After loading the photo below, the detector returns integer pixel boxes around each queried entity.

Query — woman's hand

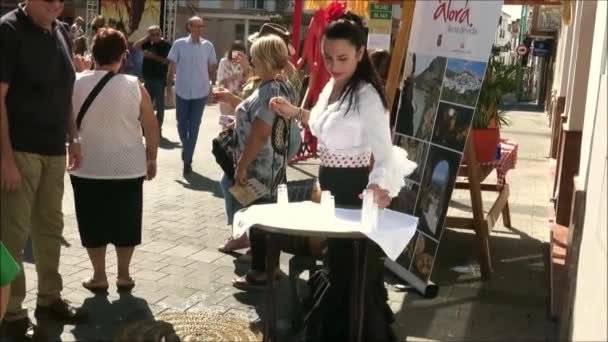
[67,142,83,171]
[1,156,21,192]
[73,55,91,72]
[269,96,298,119]
[366,183,391,209]
[146,160,157,180]
[233,51,248,67]
[213,87,237,105]
[234,164,248,187]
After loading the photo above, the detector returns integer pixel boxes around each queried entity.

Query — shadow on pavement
[33,315,66,342]
[175,171,223,198]
[68,292,168,341]
[390,226,554,341]
[159,137,181,150]
[500,102,545,113]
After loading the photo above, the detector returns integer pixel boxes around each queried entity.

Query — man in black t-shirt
[135,26,171,134]
[0,1,87,339]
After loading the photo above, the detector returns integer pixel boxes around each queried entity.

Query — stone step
[549,223,568,319]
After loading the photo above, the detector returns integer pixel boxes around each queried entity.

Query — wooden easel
[385,0,415,110]
[444,136,512,279]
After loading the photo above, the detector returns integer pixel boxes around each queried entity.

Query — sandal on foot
[232,273,268,291]
[232,271,279,291]
[116,278,135,292]
[82,279,109,294]
[218,236,250,253]
[236,249,252,263]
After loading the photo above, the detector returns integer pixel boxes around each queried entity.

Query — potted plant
[471,58,517,162]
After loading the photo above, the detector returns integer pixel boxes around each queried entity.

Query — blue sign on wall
[532,40,552,57]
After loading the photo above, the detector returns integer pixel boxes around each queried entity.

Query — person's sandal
[232,271,279,291]
[218,236,250,253]
[232,273,268,291]
[116,277,135,292]
[82,278,109,294]
[236,249,252,263]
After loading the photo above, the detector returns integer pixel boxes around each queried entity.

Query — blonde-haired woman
[215,35,298,260]
[234,34,296,187]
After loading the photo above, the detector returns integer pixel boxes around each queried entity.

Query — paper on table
[232,201,418,260]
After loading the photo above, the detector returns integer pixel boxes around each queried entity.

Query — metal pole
[292,0,303,63]
[244,18,250,50]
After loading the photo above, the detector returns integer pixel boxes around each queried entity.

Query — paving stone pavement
[15,104,555,341]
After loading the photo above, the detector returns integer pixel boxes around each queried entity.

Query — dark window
[235,23,261,43]
[241,0,265,10]
[236,23,244,41]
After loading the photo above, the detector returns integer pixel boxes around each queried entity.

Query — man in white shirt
[167,16,217,176]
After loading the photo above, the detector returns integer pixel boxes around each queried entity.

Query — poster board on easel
[384,0,504,297]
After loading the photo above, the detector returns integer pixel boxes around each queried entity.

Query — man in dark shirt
[135,25,171,134]
[0,1,87,339]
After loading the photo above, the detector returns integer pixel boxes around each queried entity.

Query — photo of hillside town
[394,53,447,140]
[440,58,487,107]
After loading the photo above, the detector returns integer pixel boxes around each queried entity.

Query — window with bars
[241,0,265,10]
[235,23,262,42]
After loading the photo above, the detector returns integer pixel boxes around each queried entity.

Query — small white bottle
[320,190,331,206]
[320,191,333,220]
[277,184,289,205]
[361,189,372,229]
[370,193,379,230]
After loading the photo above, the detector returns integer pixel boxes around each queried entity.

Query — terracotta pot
[488,117,497,129]
[471,128,500,162]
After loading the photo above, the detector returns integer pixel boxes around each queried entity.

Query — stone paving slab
[12,104,554,341]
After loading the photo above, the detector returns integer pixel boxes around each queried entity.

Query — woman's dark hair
[92,28,127,66]
[323,12,387,113]
[228,40,246,61]
[370,49,391,83]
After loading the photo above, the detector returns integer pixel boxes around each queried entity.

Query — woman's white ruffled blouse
[309,79,417,197]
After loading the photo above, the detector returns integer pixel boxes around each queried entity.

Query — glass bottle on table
[277,184,289,205]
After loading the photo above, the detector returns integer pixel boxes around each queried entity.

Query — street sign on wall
[517,44,529,56]
[532,40,552,57]
[367,3,393,51]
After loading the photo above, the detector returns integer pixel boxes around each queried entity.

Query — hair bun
[338,11,365,29]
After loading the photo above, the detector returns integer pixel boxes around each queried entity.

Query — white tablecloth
[232,201,418,260]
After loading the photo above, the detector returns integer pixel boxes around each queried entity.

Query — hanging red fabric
[292,1,348,162]
[297,11,328,107]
